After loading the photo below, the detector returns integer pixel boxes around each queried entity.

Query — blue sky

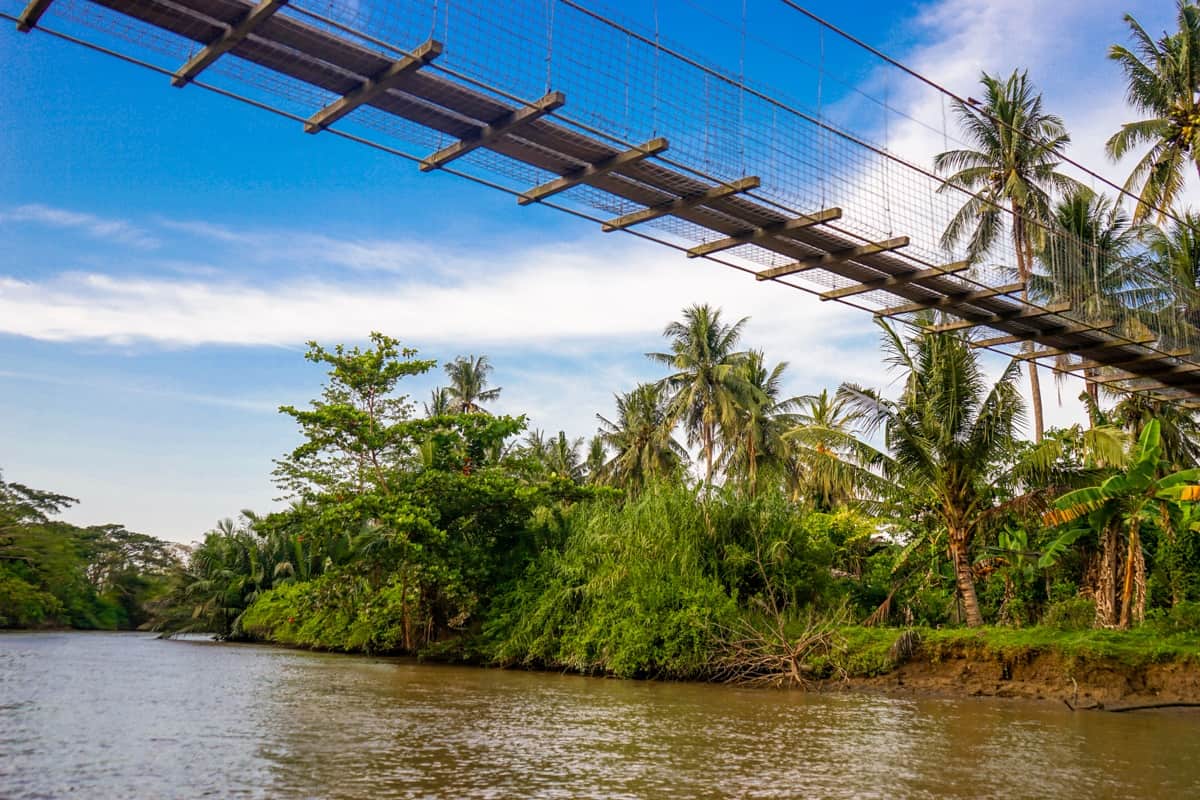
[0,0,1178,541]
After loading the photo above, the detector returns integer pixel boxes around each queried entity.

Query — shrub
[1042,596,1096,631]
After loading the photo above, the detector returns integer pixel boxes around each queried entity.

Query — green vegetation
[0,473,180,629]
[12,3,1200,692]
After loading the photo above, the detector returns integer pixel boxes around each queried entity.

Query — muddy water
[1,631,1198,798]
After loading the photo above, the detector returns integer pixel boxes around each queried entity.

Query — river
[1,631,1197,798]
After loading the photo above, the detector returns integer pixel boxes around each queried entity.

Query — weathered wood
[171,0,289,87]
[1013,333,1155,361]
[16,0,54,32]
[754,235,907,279]
[822,263,983,302]
[690,209,844,260]
[971,321,1118,349]
[420,90,564,171]
[1064,348,1191,373]
[1089,363,1200,384]
[929,302,1072,333]
[306,40,442,133]
[518,138,669,205]
[602,176,760,232]
[874,282,1022,315]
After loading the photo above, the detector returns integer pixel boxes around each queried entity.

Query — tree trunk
[1095,525,1118,628]
[1013,205,1044,443]
[1118,520,1145,629]
[949,530,984,627]
[703,423,714,490]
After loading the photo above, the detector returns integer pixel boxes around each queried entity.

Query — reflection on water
[1,631,1198,798]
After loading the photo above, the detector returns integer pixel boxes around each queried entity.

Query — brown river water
[1,631,1198,798]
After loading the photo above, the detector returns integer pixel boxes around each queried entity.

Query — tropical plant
[1043,419,1200,627]
[839,322,1026,627]
[935,69,1078,442]
[783,389,873,510]
[648,304,752,487]
[444,354,502,414]
[1144,210,1200,339]
[595,382,688,491]
[424,386,452,417]
[719,350,799,495]
[1107,1,1200,222]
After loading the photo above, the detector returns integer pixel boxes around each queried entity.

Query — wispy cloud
[0,203,160,249]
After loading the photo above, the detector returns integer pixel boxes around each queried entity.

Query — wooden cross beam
[171,0,289,87]
[690,208,843,260]
[971,321,1118,349]
[1012,332,1155,361]
[1087,363,1200,384]
[861,280,1017,315]
[602,176,760,232]
[518,138,669,205]
[821,262,982,302]
[420,90,565,171]
[753,235,907,280]
[1062,348,1191,373]
[16,0,54,32]
[928,302,1072,333]
[306,40,443,133]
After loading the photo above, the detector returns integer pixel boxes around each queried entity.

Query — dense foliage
[0,473,180,629]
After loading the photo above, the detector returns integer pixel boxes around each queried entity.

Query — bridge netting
[7,0,1200,406]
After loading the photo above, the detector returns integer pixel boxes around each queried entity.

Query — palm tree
[648,304,752,487]
[784,389,874,510]
[595,382,688,491]
[719,350,799,494]
[444,355,501,414]
[584,435,606,483]
[424,386,452,416]
[840,323,1026,627]
[1033,189,1153,404]
[1107,1,1200,223]
[935,70,1078,443]
[1144,209,1200,339]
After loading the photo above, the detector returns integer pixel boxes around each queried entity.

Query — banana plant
[1042,419,1200,628]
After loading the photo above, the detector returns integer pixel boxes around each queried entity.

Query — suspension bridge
[7,0,1200,407]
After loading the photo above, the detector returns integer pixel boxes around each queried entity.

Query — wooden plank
[1064,349,1191,372]
[602,176,760,232]
[690,208,843,260]
[928,302,1072,333]
[171,0,289,87]
[874,282,1023,315]
[1088,364,1200,384]
[420,90,565,171]
[753,235,907,279]
[518,138,669,205]
[16,0,54,32]
[1011,332,1154,360]
[971,321,1118,348]
[822,262,976,301]
[306,40,442,133]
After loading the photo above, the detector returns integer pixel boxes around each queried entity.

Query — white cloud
[0,203,160,249]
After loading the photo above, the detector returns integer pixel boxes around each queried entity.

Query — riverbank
[826,626,1200,708]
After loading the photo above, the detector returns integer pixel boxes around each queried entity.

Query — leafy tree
[784,389,874,510]
[935,69,1078,442]
[1107,1,1200,222]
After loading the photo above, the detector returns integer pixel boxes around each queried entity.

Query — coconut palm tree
[839,322,1026,627]
[784,389,876,510]
[424,386,452,417]
[935,70,1078,443]
[1107,1,1200,223]
[1033,189,1155,403]
[595,382,688,491]
[584,435,606,483]
[1144,209,1200,339]
[648,304,752,487]
[719,350,800,495]
[444,355,501,414]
